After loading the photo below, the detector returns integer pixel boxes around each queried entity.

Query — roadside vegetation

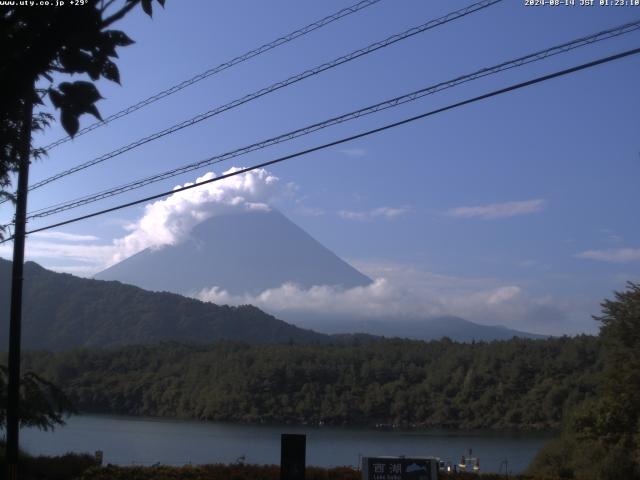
[526,282,640,479]
[70,463,569,480]
[0,454,577,480]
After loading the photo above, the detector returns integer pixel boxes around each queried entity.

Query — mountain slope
[94,209,372,295]
[0,258,330,351]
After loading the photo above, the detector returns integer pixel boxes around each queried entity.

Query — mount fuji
[95,209,372,296]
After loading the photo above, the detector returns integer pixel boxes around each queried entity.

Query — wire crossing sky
[25,19,640,220]
[0,43,634,242]
[40,0,384,151]
[25,0,501,194]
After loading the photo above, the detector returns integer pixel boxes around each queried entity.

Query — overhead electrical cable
[0,45,634,243]
[41,0,385,151]
[25,20,640,220]
[23,0,502,193]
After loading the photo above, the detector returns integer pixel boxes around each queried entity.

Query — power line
[25,19,640,220]
[4,45,635,242]
[40,0,385,151]
[24,0,501,193]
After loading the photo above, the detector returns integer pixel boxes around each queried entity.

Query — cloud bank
[338,206,410,221]
[31,231,100,242]
[447,199,545,220]
[339,148,367,157]
[195,262,575,334]
[576,247,640,263]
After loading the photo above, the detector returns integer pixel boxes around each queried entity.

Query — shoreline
[21,413,552,474]
[67,411,561,434]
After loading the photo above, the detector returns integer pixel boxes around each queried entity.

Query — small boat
[458,450,480,473]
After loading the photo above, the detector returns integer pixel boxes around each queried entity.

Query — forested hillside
[0,259,329,349]
[22,336,601,430]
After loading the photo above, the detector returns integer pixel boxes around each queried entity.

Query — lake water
[20,414,552,474]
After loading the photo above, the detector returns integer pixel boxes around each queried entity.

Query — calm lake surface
[20,414,552,474]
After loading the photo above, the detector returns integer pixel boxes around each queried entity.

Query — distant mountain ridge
[279,312,547,341]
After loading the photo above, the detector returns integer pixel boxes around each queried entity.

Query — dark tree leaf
[104,30,135,47]
[156,0,165,7]
[59,49,93,74]
[57,82,74,95]
[86,61,102,81]
[32,91,44,106]
[141,0,153,17]
[49,89,63,109]
[84,104,103,121]
[98,33,119,58]
[59,81,103,105]
[101,60,121,84]
[60,109,80,137]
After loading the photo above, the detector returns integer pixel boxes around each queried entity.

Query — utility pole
[6,86,34,480]
[499,459,509,479]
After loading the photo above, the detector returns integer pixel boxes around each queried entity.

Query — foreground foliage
[0,446,571,480]
[0,0,164,240]
[527,282,640,479]
[0,365,74,430]
[0,442,99,480]
[0,441,566,480]
[22,335,600,430]
[80,464,350,480]
[77,464,565,480]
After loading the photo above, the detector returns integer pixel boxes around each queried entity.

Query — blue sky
[1,0,639,335]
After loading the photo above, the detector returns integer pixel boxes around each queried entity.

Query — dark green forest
[22,335,600,430]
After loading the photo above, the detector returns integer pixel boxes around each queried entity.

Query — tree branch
[101,0,139,28]
[100,0,118,14]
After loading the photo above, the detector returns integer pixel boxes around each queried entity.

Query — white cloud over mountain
[111,168,281,263]
[1,168,282,269]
